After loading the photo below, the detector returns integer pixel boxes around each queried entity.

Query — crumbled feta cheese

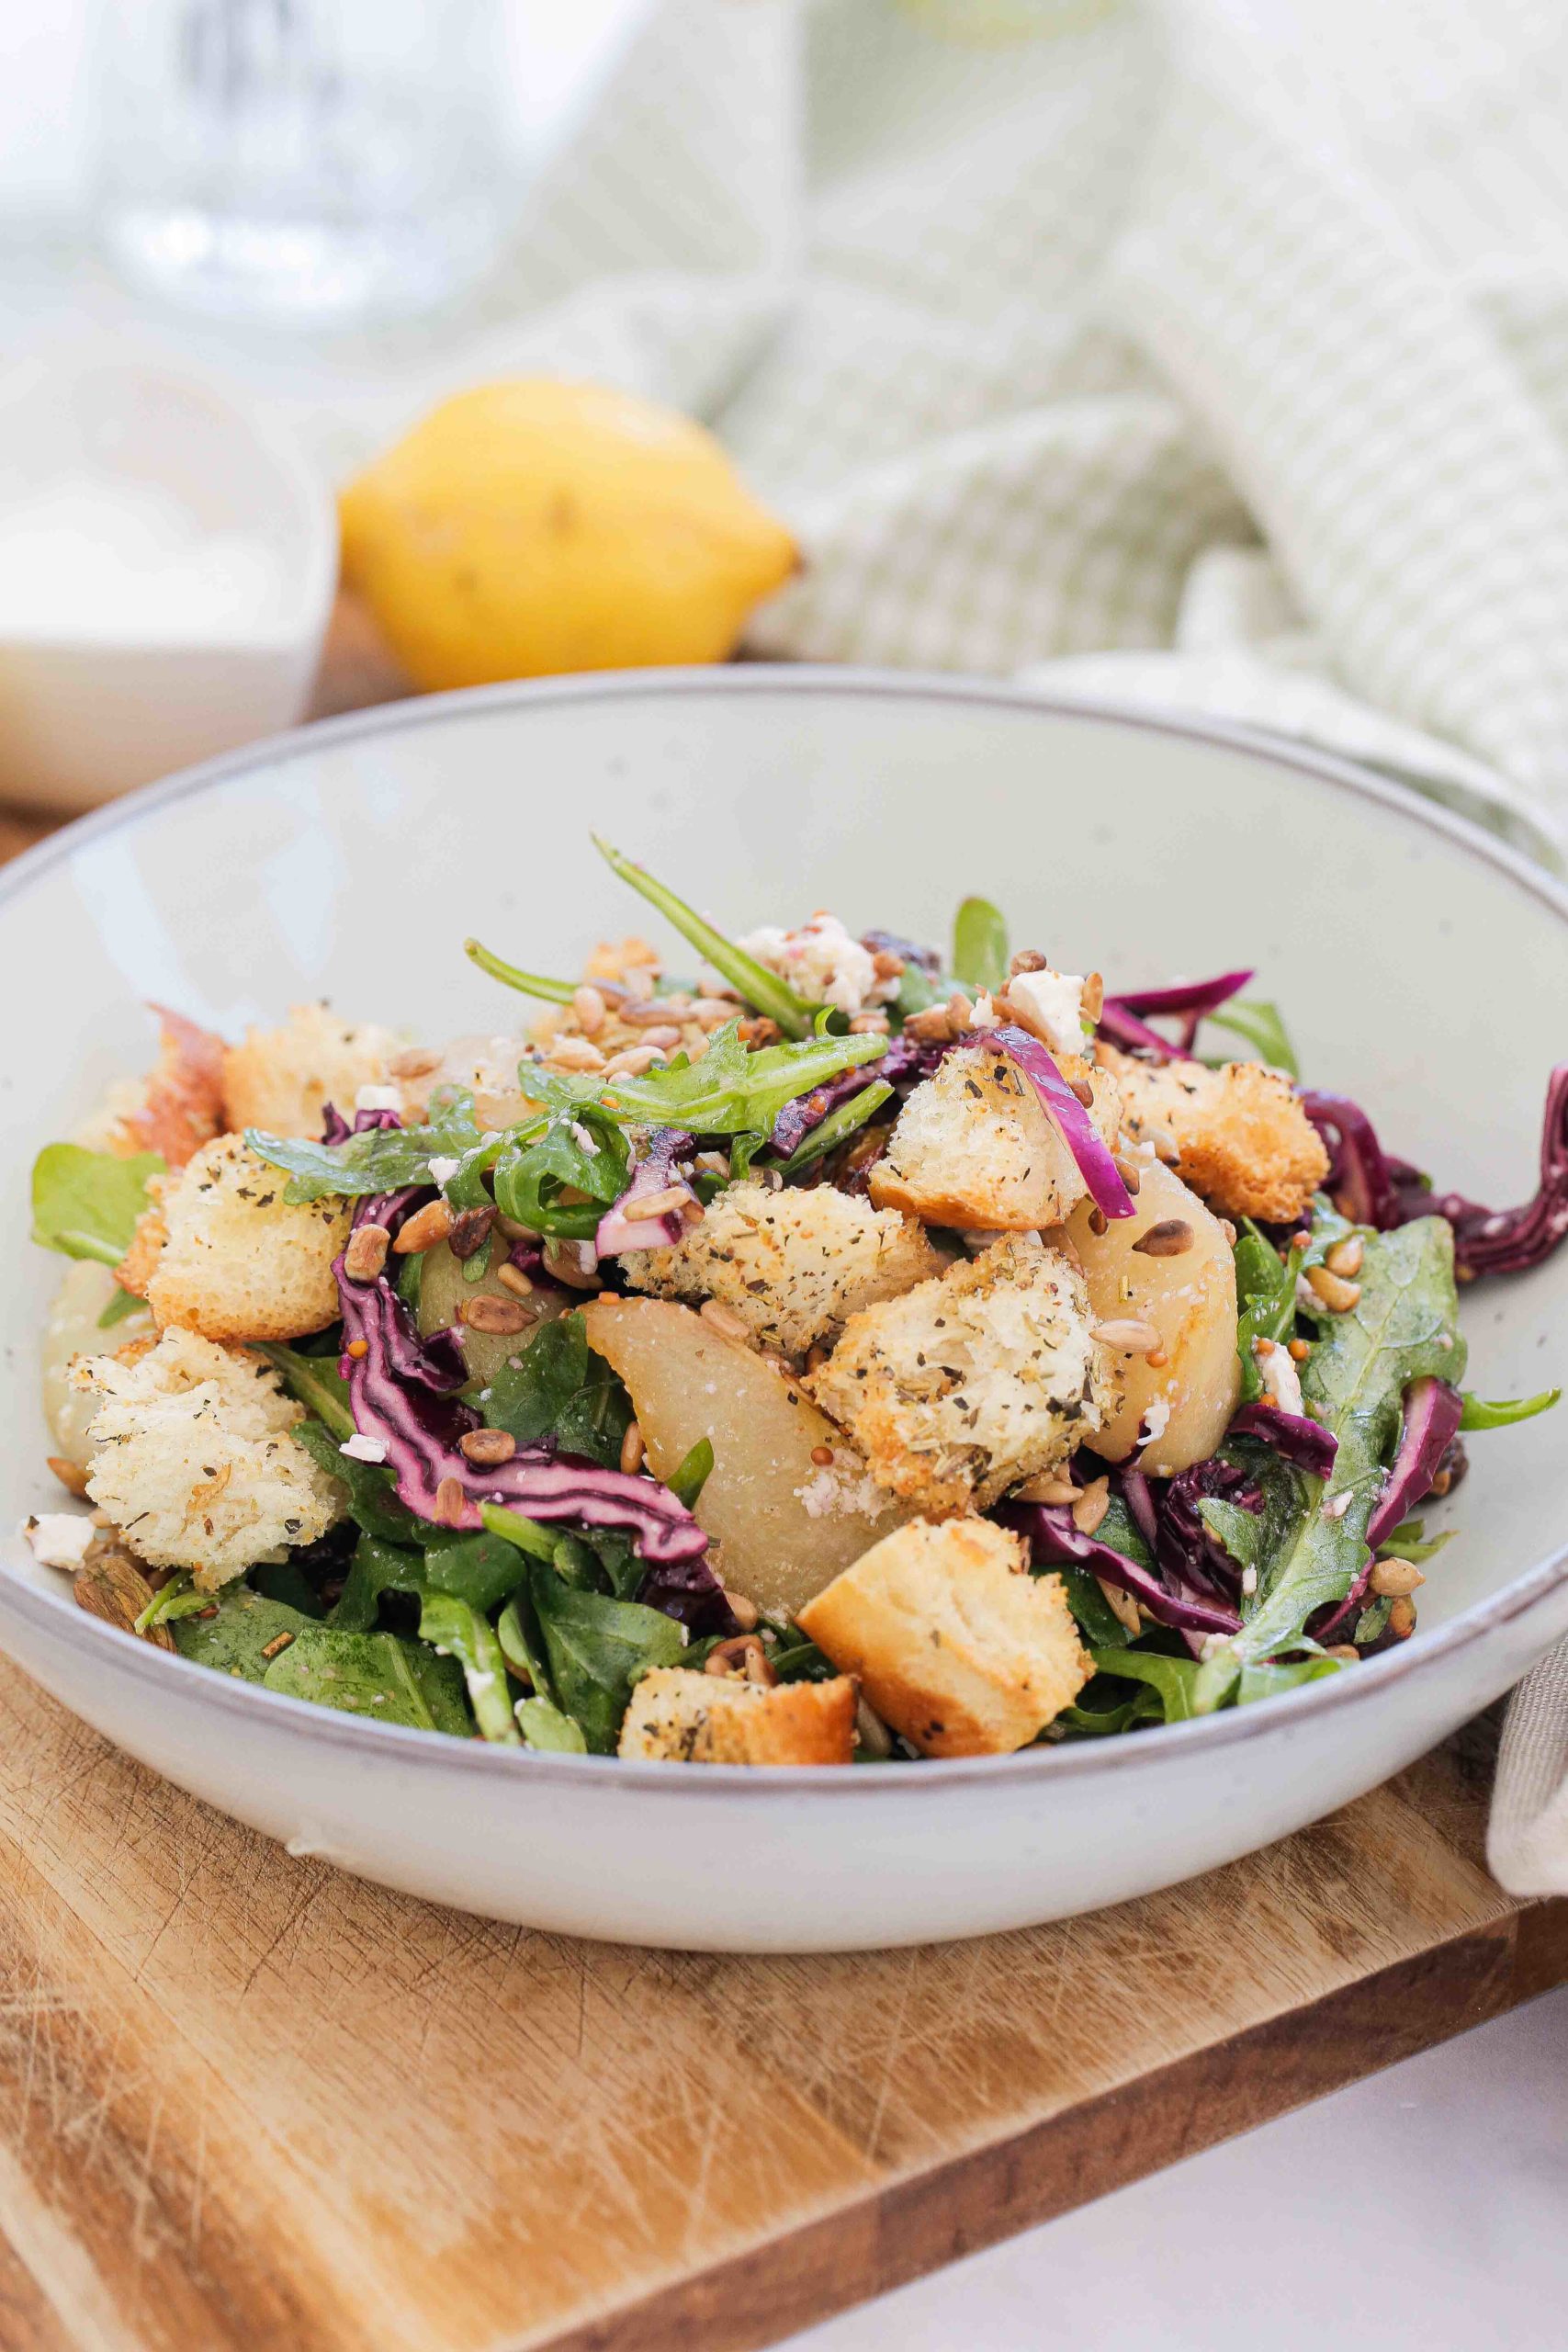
[340,1433,389,1464]
[967,991,997,1027]
[569,1122,600,1155]
[1241,1565,1258,1596]
[23,1512,94,1570]
[794,1453,887,1520]
[736,912,894,1019]
[355,1084,403,1112]
[1198,1631,1231,1662]
[1254,1337,1304,1416]
[426,1156,462,1184]
[1322,1490,1352,1521]
[1005,968,1087,1057]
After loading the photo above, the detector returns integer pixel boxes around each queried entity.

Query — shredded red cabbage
[966,1025,1135,1218]
[1005,1498,1242,1637]
[1312,1376,1463,1643]
[595,1127,696,1254]
[1304,1073,1568,1279]
[1229,1401,1338,1477]
[1153,1457,1263,1609]
[1099,967,1253,1059]
[769,1033,941,1157]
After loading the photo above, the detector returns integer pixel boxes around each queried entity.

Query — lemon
[338,379,798,690]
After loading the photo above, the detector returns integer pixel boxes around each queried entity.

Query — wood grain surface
[1,763,1563,2351]
[0,1657,1560,2352]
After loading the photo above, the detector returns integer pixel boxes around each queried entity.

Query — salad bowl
[3,668,1566,1951]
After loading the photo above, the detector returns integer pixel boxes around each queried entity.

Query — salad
[25,839,1565,1764]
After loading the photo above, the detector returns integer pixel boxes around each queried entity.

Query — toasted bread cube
[142,1135,349,1342]
[869,1044,1122,1231]
[617,1668,857,1764]
[805,1232,1114,1515]
[73,1009,227,1171]
[622,1181,947,1357]
[797,1517,1089,1757]
[222,1003,401,1142]
[1104,1047,1328,1223]
[72,1327,343,1588]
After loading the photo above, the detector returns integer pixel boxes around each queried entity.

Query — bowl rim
[5,662,1565,1795]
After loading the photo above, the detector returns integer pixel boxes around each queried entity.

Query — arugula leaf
[1232,1201,1354,1400]
[516,1695,589,1752]
[97,1284,147,1329]
[666,1438,715,1511]
[1198,1496,1263,1571]
[491,1107,628,1238]
[462,937,575,1004]
[951,897,1010,995]
[31,1144,164,1266]
[592,835,818,1038]
[264,1623,471,1734]
[291,1416,425,1545]
[481,1312,633,1468]
[1204,999,1300,1079]
[1055,1564,1132,1647]
[776,1080,894,1176]
[418,1590,521,1744]
[1458,1387,1561,1430]
[1375,1518,1457,1566]
[1089,1645,1202,1723]
[1235,1654,1346,1705]
[256,1344,355,1442]
[1197,1216,1466,1709]
[523,1018,888,1142]
[528,1561,685,1754]
[1051,1677,1162,1738]
[246,1090,485,1204]
[170,1584,315,1679]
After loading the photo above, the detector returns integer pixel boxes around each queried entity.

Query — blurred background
[1,0,1565,850]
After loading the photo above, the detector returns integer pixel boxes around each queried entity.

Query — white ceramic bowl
[2,671,1565,1951]
[0,353,335,813]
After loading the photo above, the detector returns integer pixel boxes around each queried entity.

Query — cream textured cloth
[298,0,1568,1881]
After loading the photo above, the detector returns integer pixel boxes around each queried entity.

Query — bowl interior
[3,673,1564,1650]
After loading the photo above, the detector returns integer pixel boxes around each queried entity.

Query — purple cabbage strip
[1116,1466,1160,1551]
[335,1261,711,1562]
[971,1025,1135,1219]
[1111,969,1255,1019]
[595,1127,696,1255]
[860,927,943,978]
[1006,1501,1242,1638]
[1155,1457,1263,1607]
[635,1555,739,1636]
[1313,1376,1464,1643]
[1096,1001,1181,1060]
[769,1033,941,1157]
[1229,1402,1339,1478]
[1303,1070,1568,1280]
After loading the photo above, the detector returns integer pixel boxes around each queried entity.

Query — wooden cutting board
[2,763,1563,2349]
[1,1659,1562,2352]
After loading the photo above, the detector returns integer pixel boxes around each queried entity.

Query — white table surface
[782,1986,1568,2352]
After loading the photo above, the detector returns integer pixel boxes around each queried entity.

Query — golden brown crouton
[1103,1047,1328,1223]
[617,1668,857,1764]
[73,1007,228,1171]
[797,1517,1089,1757]
[622,1181,948,1356]
[72,1328,343,1588]
[804,1233,1114,1516]
[869,1044,1122,1231]
[142,1135,349,1341]
[222,1003,401,1141]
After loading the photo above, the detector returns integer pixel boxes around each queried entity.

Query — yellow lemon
[338,379,798,690]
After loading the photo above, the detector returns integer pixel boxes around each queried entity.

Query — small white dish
[1,670,1564,1951]
[0,352,335,812]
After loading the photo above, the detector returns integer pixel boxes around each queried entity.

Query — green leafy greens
[31,1144,164,1266]
[951,896,1010,995]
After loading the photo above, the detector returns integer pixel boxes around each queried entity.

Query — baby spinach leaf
[497,1590,557,1702]
[1089,1645,1202,1723]
[1055,1563,1133,1647]
[1204,999,1300,1079]
[1197,1216,1466,1710]
[529,1562,685,1754]
[418,1590,520,1744]
[1457,1386,1561,1430]
[329,1533,423,1630]
[248,1560,328,1619]
[31,1143,164,1266]
[291,1417,424,1544]
[1051,1676,1163,1738]
[592,834,817,1037]
[257,1345,355,1442]
[263,1623,471,1734]
[170,1584,315,1679]
[516,1695,589,1752]
[481,1312,633,1468]
[666,1438,715,1511]
[951,896,1010,995]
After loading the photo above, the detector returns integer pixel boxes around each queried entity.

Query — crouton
[616,1668,857,1764]
[73,1008,227,1170]
[1102,1047,1329,1223]
[797,1517,1089,1757]
[72,1327,343,1588]
[221,1003,401,1141]
[114,1180,171,1300]
[804,1233,1114,1515]
[622,1182,948,1356]
[869,1044,1122,1230]
[141,1135,349,1341]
